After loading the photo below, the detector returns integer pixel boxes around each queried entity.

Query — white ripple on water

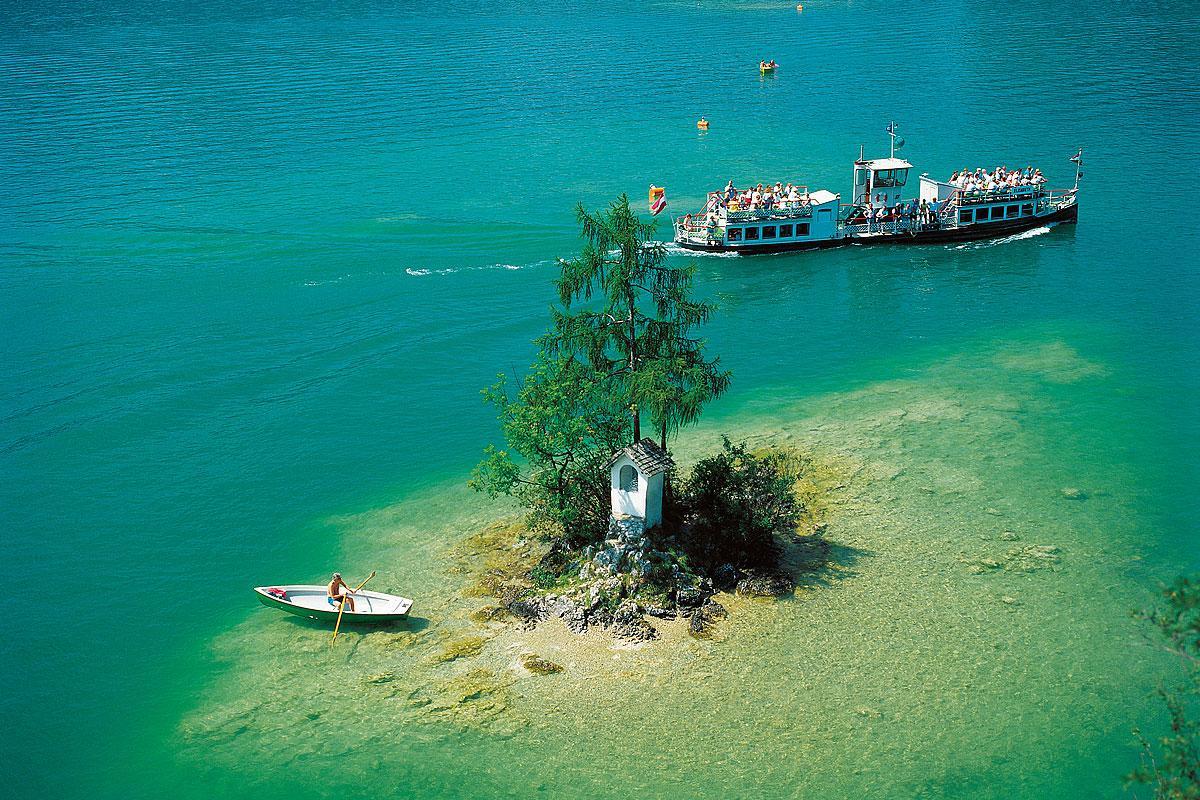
[656,241,741,258]
[401,260,553,278]
[952,222,1058,250]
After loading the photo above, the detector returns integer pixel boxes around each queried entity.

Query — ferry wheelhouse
[673,130,1080,254]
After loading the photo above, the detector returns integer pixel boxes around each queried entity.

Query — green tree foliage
[1128,575,1200,799]
[678,438,801,571]
[470,353,629,546]
[549,194,729,445]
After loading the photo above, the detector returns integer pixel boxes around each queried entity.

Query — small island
[468,195,841,643]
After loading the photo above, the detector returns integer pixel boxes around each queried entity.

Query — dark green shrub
[678,437,800,572]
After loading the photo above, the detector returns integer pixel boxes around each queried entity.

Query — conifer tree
[549,194,729,446]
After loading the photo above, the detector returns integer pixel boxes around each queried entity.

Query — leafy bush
[528,564,561,590]
[471,353,629,546]
[678,438,801,572]
[1127,575,1200,799]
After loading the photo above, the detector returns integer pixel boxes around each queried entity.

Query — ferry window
[895,169,909,186]
[855,169,866,187]
[780,224,793,237]
[763,226,777,239]
[960,209,973,224]
[874,169,895,188]
[745,227,759,240]
[728,228,742,241]
[1007,205,1019,217]
[797,223,810,236]
[1021,204,1033,216]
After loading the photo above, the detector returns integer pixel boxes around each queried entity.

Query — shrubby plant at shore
[678,438,803,572]
[470,353,628,547]
[1127,575,1199,800]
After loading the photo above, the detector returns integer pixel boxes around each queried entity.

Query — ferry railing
[725,203,814,221]
[953,184,1047,204]
[674,220,723,244]
[1043,187,1077,209]
[844,218,943,237]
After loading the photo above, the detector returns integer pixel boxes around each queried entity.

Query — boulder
[735,570,794,597]
[506,598,545,625]
[712,563,739,593]
[609,515,647,546]
[588,577,623,610]
[676,585,705,607]
[643,604,677,620]
[588,606,614,629]
[563,605,589,635]
[688,601,727,639]
[611,600,657,642]
[591,547,622,574]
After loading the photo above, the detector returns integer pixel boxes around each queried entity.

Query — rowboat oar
[332,570,375,644]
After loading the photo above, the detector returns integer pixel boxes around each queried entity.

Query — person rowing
[327,572,356,612]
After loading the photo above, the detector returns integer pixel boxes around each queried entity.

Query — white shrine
[608,438,674,530]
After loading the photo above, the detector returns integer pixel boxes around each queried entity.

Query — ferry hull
[863,202,1079,247]
[675,202,1078,255]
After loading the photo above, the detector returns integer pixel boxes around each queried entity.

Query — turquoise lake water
[2,1,1198,797]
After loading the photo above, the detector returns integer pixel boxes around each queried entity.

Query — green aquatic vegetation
[449,520,544,603]
[959,544,1061,575]
[363,671,396,685]
[521,654,564,675]
[432,635,488,663]
[469,605,511,624]
[1003,544,1061,573]
[994,341,1109,384]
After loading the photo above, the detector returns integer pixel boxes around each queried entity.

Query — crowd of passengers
[715,180,812,212]
[681,180,813,230]
[950,165,1045,194]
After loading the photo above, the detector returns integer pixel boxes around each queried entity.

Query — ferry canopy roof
[859,157,913,170]
[807,189,839,205]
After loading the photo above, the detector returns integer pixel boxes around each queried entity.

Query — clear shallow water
[2,1,1198,797]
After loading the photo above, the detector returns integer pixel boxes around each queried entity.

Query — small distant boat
[253,585,413,623]
[760,60,778,74]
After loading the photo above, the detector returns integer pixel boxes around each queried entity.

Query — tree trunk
[628,300,639,441]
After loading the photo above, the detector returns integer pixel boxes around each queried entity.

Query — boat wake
[404,260,553,277]
[301,260,551,286]
[953,222,1058,250]
[655,241,740,258]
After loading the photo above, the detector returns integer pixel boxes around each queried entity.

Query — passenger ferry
[673,127,1081,254]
